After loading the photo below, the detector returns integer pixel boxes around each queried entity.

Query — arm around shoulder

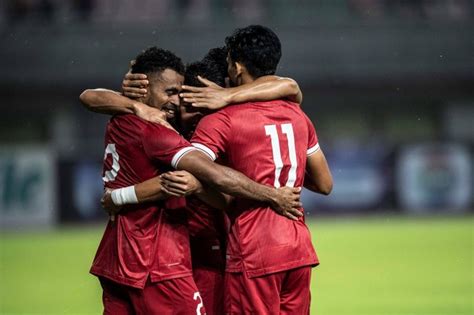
[175,150,302,219]
[79,88,136,115]
[228,75,303,105]
[180,75,303,110]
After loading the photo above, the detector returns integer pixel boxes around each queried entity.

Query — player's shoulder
[142,121,182,142]
[212,100,284,116]
[192,109,234,139]
[142,122,189,150]
[110,114,147,127]
[270,101,314,128]
[235,99,300,110]
[277,100,309,117]
[255,100,307,119]
[231,99,286,108]
[111,114,177,137]
[108,114,148,134]
[199,107,233,123]
[120,115,172,133]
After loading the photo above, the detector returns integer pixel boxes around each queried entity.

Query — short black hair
[185,60,226,88]
[225,25,281,78]
[131,46,185,76]
[202,46,228,79]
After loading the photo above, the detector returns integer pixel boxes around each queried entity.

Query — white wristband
[111,186,138,206]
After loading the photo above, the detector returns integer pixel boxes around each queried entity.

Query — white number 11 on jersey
[265,123,298,188]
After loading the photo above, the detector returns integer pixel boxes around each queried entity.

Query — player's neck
[239,73,256,85]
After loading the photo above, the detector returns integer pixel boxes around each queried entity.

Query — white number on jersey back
[265,123,298,188]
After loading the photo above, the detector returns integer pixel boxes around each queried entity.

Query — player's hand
[101,188,121,222]
[160,171,203,197]
[122,70,148,99]
[180,76,231,110]
[132,102,177,131]
[271,186,303,221]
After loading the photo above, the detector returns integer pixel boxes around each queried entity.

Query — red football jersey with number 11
[90,114,197,288]
[191,100,320,278]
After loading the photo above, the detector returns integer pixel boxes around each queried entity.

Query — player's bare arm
[102,163,293,218]
[80,88,135,115]
[304,149,333,195]
[122,72,302,110]
[136,171,230,211]
[177,150,303,220]
[180,75,302,110]
[101,176,173,218]
[79,88,173,127]
[102,168,231,213]
[161,171,232,211]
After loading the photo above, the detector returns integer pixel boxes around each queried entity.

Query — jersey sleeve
[142,123,197,168]
[305,114,320,156]
[190,111,232,161]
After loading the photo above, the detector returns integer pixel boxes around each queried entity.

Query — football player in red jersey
[170,58,306,315]
[80,47,303,315]
[184,25,333,314]
[174,60,227,315]
[83,50,308,314]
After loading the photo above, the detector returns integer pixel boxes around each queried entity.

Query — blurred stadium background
[0,1,473,314]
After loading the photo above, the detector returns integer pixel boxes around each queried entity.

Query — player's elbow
[286,78,300,97]
[318,180,333,195]
[79,89,92,106]
[308,175,333,195]
[317,173,333,195]
[281,78,302,103]
[79,89,99,110]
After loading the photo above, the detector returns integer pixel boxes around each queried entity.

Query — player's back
[91,114,192,289]
[191,100,319,277]
[101,115,172,234]
[103,114,161,188]
[224,101,311,188]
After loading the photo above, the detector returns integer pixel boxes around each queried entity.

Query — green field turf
[1,216,472,315]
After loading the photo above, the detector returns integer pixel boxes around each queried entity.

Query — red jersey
[90,114,197,288]
[191,100,320,278]
[186,196,226,270]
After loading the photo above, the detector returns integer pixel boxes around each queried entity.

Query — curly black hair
[185,59,226,88]
[131,46,185,76]
[225,25,281,78]
[202,46,228,80]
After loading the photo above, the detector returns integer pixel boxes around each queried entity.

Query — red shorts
[193,267,225,315]
[99,276,206,315]
[224,266,312,315]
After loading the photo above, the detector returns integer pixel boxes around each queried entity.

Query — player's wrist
[225,87,238,104]
[111,186,138,206]
[193,182,204,195]
[265,187,280,207]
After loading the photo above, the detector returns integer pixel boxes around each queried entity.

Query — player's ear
[235,62,245,77]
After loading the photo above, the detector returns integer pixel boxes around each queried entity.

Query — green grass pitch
[1,216,472,314]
